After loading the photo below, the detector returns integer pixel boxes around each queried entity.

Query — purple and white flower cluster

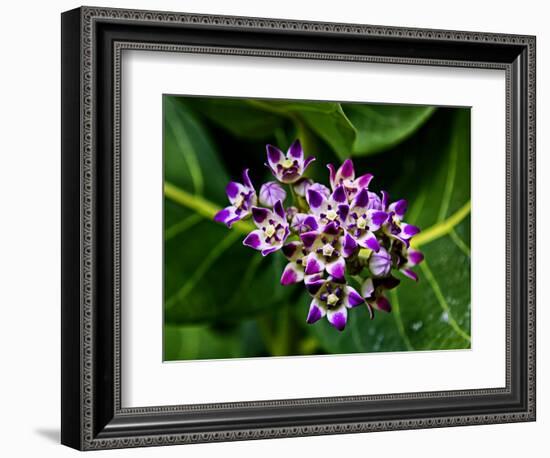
[214,140,424,331]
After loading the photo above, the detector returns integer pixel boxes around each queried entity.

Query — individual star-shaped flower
[341,187,388,252]
[306,184,349,230]
[266,139,315,184]
[327,159,373,197]
[214,169,257,227]
[300,222,357,280]
[305,276,365,331]
[380,193,420,244]
[394,241,424,281]
[243,201,289,256]
[290,212,319,234]
[280,241,308,285]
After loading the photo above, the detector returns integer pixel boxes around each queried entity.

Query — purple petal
[408,249,424,265]
[355,173,373,189]
[304,273,325,295]
[273,200,286,220]
[307,189,325,210]
[309,182,330,198]
[306,300,325,324]
[390,199,408,218]
[345,286,364,308]
[401,268,418,281]
[282,226,290,243]
[214,207,231,224]
[327,163,336,189]
[327,308,348,331]
[300,231,318,249]
[243,230,265,250]
[367,191,383,210]
[214,206,240,227]
[261,246,279,256]
[280,262,304,285]
[353,188,370,208]
[364,233,381,252]
[402,224,420,237]
[381,190,389,210]
[266,144,283,168]
[259,181,287,207]
[337,204,349,221]
[251,207,270,224]
[242,168,253,189]
[339,159,354,179]
[323,221,340,236]
[331,185,347,203]
[305,254,323,275]
[326,257,345,279]
[372,295,391,312]
[303,215,319,231]
[288,139,303,159]
[303,156,316,171]
[361,278,374,299]
[342,232,358,257]
[370,211,388,229]
[226,181,241,200]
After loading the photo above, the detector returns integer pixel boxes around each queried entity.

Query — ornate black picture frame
[61,6,536,450]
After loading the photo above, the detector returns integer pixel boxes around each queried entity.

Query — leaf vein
[389,289,414,351]
[165,231,241,309]
[420,260,471,343]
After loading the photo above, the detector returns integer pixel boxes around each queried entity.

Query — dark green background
[163,95,471,361]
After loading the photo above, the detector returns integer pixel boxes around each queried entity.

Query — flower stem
[410,200,471,248]
[289,183,298,207]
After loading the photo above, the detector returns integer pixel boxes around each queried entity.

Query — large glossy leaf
[244,99,356,160]
[185,97,286,140]
[306,109,471,353]
[185,98,434,161]
[342,104,436,156]
[163,96,292,325]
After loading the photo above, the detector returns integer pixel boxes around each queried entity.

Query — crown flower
[214,168,257,227]
[327,159,373,197]
[266,139,315,183]
[243,201,290,256]
[214,141,424,332]
[306,275,364,331]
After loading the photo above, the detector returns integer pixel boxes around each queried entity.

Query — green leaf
[185,97,286,140]
[307,109,471,353]
[182,98,435,162]
[245,99,357,160]
[163,96,292,326]
[164,321,266,361]
[343,104,435,156]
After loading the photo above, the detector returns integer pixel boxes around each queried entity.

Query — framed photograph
[61,6,536,450]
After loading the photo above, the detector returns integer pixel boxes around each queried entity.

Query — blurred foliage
[163,95,470,361]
